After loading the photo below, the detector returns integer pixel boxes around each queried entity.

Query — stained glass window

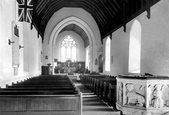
[60,35,76,62]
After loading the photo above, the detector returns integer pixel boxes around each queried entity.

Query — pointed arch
[129,20,141,73]
[49,16,96,47]
[46,15,101,71]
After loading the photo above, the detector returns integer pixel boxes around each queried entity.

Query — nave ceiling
[17,0,160,42]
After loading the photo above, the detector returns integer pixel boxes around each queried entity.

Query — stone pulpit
[116,75,169,115]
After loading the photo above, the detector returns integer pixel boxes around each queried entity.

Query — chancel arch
[129,20,141,73]
[49,16,95,46]
[42,8,102,72]
[48,16,99,72]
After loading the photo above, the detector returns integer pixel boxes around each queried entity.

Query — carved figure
[126,83,145,107]
[151,84,164,108]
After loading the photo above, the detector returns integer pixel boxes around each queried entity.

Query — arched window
[60,35,76,62]
[86,48,89,68]
[105,36,111,71]
[129,20,141,73]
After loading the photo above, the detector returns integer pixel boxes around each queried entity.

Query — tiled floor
[69,75,120,115]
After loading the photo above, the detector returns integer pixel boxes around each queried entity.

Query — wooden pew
[80,74,117,108]
[99,79,116,99]
[0,94,82,115]
[0,75,82,115]
[108,83,117,109]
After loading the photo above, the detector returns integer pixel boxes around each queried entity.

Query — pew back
[0,94,82,115]
[0,75,82,115]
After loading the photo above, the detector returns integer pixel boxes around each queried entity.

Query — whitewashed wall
[103,0,169,76]
[140,0,169,75]
[0,0,42,87]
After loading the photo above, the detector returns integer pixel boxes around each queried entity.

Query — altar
[54,60,85,74]
[116,75,169,115]
[63,67,76,73]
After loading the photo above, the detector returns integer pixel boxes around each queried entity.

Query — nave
[0,74,120,115]
[1,1,169,115]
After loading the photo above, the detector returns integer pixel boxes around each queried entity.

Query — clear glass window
[105,36,111,71]
[60,35,76,62]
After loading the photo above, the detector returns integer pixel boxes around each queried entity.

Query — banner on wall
[17,0,33,23]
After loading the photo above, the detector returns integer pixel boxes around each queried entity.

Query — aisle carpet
[69,75,120,115]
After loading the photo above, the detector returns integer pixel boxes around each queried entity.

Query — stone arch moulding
[49,16,96,47]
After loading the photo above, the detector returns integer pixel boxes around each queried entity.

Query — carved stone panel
[116,76,169,115]
[148,83,169,109]
[124,83,145,107]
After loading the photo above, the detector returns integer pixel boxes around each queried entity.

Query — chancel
[1,0,169,115]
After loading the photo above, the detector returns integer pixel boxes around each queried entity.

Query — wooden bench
[0,94,82,115]
[99,80,116,99]
[80,74,116,108]
[0,75,82,115]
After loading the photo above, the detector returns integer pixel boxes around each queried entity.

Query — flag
[17,0,33,23]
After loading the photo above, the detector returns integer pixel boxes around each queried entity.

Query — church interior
[0,0,169,115]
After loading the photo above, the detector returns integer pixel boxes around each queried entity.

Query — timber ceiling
[17,0,161,42]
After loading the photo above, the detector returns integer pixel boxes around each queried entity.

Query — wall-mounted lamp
[19,45,24,49]
[8,39,15,45]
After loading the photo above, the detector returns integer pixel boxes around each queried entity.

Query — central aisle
[68,75,120,115]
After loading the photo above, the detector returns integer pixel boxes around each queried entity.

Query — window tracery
[60,35,76,62]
